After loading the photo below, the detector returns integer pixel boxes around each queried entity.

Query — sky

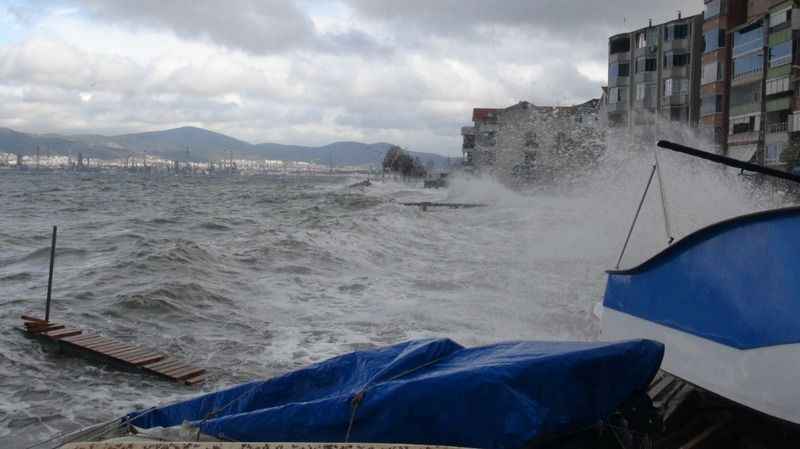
[0,0,700,155]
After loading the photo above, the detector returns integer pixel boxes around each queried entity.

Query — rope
[616,165,657,269]
[654,151,674,245]
[344,355,448,442]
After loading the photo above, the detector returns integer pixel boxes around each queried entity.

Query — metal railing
[767,122,788,134]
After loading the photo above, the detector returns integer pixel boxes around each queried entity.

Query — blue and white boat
[602,140,800,425]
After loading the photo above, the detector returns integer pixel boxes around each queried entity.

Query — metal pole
[616,165,657,269]
[654,150,674,244]
[657,140,800,183]
[45,226,57,322]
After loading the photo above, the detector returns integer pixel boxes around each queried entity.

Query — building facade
[609,0,800,173]
[607,14,705,128]
[460,101,604,185]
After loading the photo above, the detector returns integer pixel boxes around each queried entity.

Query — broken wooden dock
[400,202,487,211]
[22,315,206,385]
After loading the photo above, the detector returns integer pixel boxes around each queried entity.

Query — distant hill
[0,127,127,160]
[0,126,451,168]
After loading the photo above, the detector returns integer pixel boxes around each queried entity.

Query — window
[733,23,763,57]
[664,51,690,67]
[610,36,631,54]
[766,77,791,95]
[663,78,689,97]
[704,29,725,53]
[702,62,723,84]
[636,84,646,100]
[733,52,763,78]
[609,62,630,78]
[635,57,656,72]
[730,82,761,107]
[766,142,784,162]
[637,32,647,48]
[609,87,627,104]
[479,131,496,146]
[702,95,723,115]
[770,7,791,29]
[731,115,759,134]
[665,24,688,41]
[674,24,689,39]
[770,41,792,67]
[704,0,723,20]
[670,108,684,121]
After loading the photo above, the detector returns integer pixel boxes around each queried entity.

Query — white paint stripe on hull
[602,307,800,424]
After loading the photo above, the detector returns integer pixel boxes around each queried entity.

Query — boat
[601,140,800,425]
[45,338,664,449]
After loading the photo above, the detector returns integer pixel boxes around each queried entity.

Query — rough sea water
[0,132,791,448]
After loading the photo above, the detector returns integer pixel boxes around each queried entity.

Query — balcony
[662,94,689,106]
[606,102,628,113]
[767,122,788,134]
[791,113,800,132]
[608,76,629,87]
[728,131,760,144]
[633,72,657,83]
[662,66,690,79]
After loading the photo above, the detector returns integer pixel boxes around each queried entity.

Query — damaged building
[461,100,605,186]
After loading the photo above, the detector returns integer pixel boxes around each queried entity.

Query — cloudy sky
[0,0,699,155]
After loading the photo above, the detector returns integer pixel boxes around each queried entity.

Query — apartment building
[607,14,704,128]
[609,0,800,172]
[700,0,747,151]
[460,101,603,179]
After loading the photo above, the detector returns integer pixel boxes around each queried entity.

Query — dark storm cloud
[77,0,314,53]
[75,0,390,56]
[345,0,702,40]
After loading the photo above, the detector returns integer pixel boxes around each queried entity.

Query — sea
[0,139,789,448]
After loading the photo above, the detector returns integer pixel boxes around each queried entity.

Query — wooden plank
[21,315,48,323]
[142,358,178,370]
[167,366,206,380]
[81,338,117,350]
[147,360,185,374]
[128,354,165,366]
[184,375,206,385]
[117,347,155,359]
[87,340,124,352]
[98,346,136,358]
[70,336,108,348]
[61,333,98,344]
[183,374,206,386]
[160,363,191,376]
[146,360,184,374]
[95,342,134,354]
[108,347,149,360]
[104,346,144,358]
[45,329,82,339]
[27,324,65,334]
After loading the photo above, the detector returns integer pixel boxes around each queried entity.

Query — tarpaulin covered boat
[128,338,663,449]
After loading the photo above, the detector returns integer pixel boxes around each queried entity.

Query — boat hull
[602,207,800,424]
[602,307,800,424]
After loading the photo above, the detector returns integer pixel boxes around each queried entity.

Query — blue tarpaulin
[129,338,663,449]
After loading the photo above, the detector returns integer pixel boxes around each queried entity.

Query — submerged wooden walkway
[22,316,206,385]
[400,202,487,210]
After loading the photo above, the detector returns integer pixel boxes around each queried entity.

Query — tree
[383,145,427,177]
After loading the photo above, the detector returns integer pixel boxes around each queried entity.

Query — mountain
[0,126,453,168]
[0,127,128,160]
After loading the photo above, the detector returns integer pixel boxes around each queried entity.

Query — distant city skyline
[0,1,699,155]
